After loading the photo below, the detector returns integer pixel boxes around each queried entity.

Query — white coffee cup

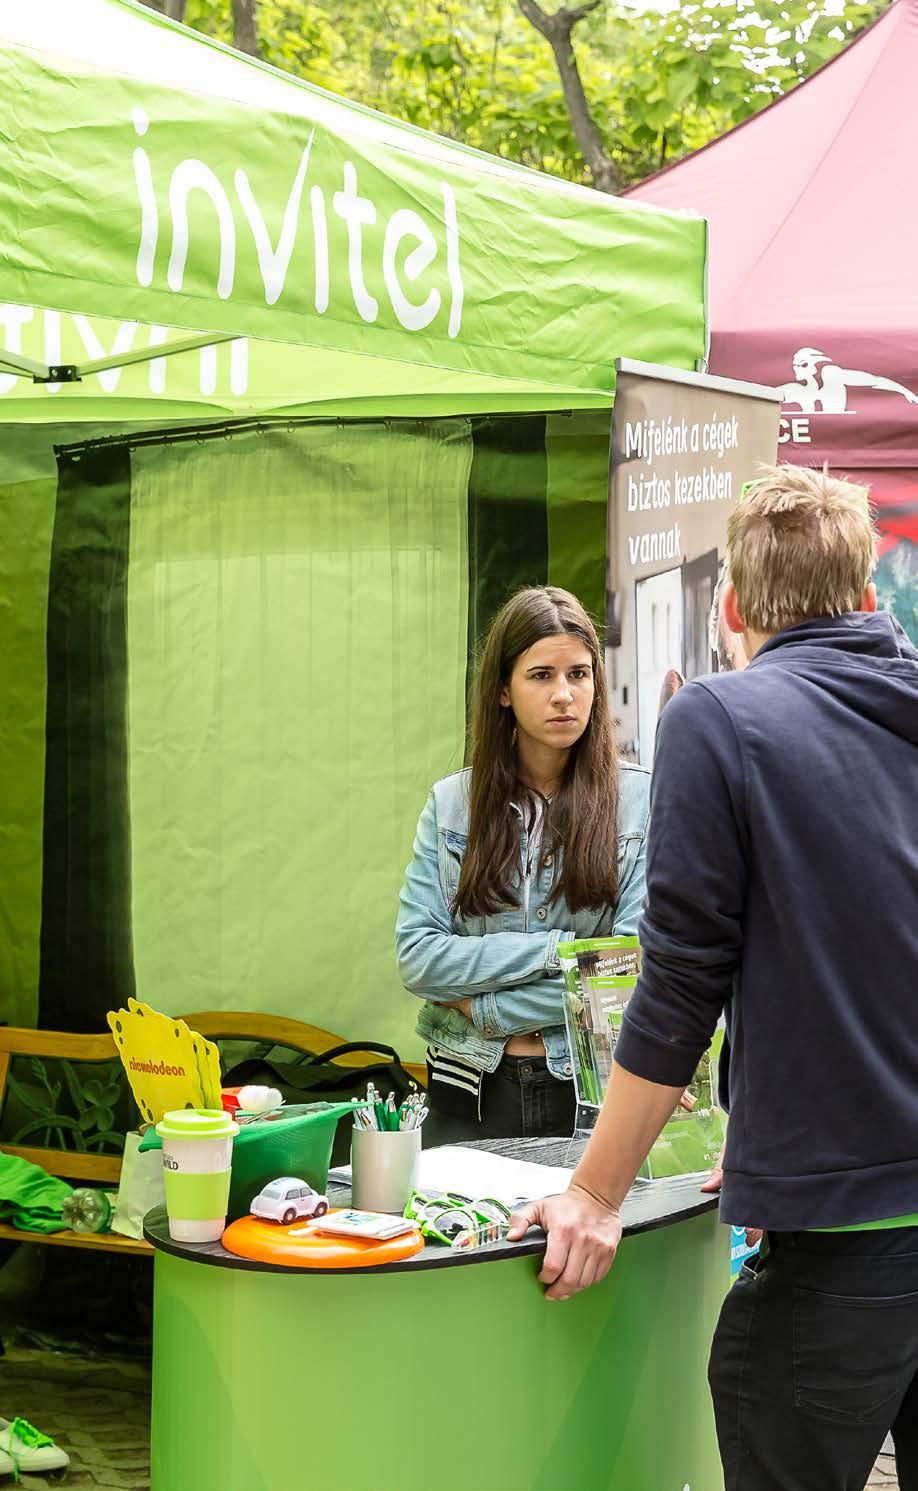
[155,1109,239,1243]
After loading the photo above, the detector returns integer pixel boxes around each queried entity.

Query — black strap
[297,1041,401,1068]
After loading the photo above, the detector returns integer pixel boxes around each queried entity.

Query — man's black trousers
[709,1226,918,1490]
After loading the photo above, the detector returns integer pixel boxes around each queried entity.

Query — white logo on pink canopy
[779,347,918,414]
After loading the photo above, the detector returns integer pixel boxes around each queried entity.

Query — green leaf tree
[160,0,890,190]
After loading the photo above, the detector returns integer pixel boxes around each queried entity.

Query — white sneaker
[0,1417,69,1474]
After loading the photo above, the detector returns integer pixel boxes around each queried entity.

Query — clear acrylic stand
[560,939,725,1180]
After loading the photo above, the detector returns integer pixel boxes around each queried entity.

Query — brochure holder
[560,938,725,1179]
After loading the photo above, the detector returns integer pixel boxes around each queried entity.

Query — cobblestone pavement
[868,1455,900,1487]
[0,1337,902,1490]
[1,1341,151,1490]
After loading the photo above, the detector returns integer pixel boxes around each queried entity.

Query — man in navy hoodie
[509,465,918,1490]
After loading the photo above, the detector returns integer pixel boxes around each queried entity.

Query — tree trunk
[231,0,260,57]
[137,1,187,18]
[517,0,619,193]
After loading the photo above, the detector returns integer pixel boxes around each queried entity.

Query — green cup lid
[156,1108,239,1140]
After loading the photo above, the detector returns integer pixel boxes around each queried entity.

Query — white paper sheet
[329,1145,573,1206]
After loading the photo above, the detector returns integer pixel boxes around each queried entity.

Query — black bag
[222,1042,419,1165]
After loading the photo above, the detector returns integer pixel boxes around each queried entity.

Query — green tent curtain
[0,439,58,1027]
[29,412,611,1048]
[466,416,549,672]
[125,420,470,1051]
[40,444,136,1030]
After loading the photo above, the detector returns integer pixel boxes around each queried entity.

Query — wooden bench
[0,1014,425,1255]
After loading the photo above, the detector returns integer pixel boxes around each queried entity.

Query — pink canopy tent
[628,0,918,578]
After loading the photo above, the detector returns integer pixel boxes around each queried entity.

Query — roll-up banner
[607,359,782,764]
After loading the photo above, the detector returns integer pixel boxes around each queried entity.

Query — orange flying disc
[221,1210,425,1268]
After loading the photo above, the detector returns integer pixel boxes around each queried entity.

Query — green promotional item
[223,1103,356,1218]
[560,937,726,1177]
[0,1150,73,1233]
[645,1045,726,1181]
[559,937,641,1106]
[144,1101,355,1219]
[154,1107,239,1242]
[404,1190,512,1249]
[155,1110,237,1140]
[163,1170,231,1224]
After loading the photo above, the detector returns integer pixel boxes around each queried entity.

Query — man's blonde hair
[727,465,877,636]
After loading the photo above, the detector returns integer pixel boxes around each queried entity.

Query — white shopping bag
[110,1131,166,1240]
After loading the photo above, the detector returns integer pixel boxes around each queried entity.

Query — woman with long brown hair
[396,586,650,1143]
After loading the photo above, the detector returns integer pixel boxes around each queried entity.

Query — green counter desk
[144,1138,726,1491]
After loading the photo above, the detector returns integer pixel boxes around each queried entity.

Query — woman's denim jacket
[396,763,651,1080]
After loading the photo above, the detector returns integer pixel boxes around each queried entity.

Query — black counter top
[143,1135,718,1275]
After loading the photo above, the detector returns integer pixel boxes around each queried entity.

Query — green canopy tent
[0,0,708,1053]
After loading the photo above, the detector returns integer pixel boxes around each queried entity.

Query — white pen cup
[351,1127,422,1214]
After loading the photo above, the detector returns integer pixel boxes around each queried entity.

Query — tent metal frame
[0,331,238,384]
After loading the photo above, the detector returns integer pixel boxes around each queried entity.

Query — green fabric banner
[125,419,471,1055]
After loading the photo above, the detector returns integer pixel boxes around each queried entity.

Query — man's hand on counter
[508,1186,622,1301]
[700,1141,763,1248]
[700,1141,725,1194]
[509,1065,686,1302]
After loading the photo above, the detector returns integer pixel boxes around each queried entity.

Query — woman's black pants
[424,1053,575,1146]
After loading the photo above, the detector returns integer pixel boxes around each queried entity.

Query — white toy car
[250,1177,330,1226]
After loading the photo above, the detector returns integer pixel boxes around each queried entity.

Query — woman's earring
[511,725,518,747]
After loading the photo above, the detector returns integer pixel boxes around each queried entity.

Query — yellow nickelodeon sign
[107,999,222,1126]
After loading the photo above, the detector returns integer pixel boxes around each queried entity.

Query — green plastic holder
[140,1103,357,1220]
